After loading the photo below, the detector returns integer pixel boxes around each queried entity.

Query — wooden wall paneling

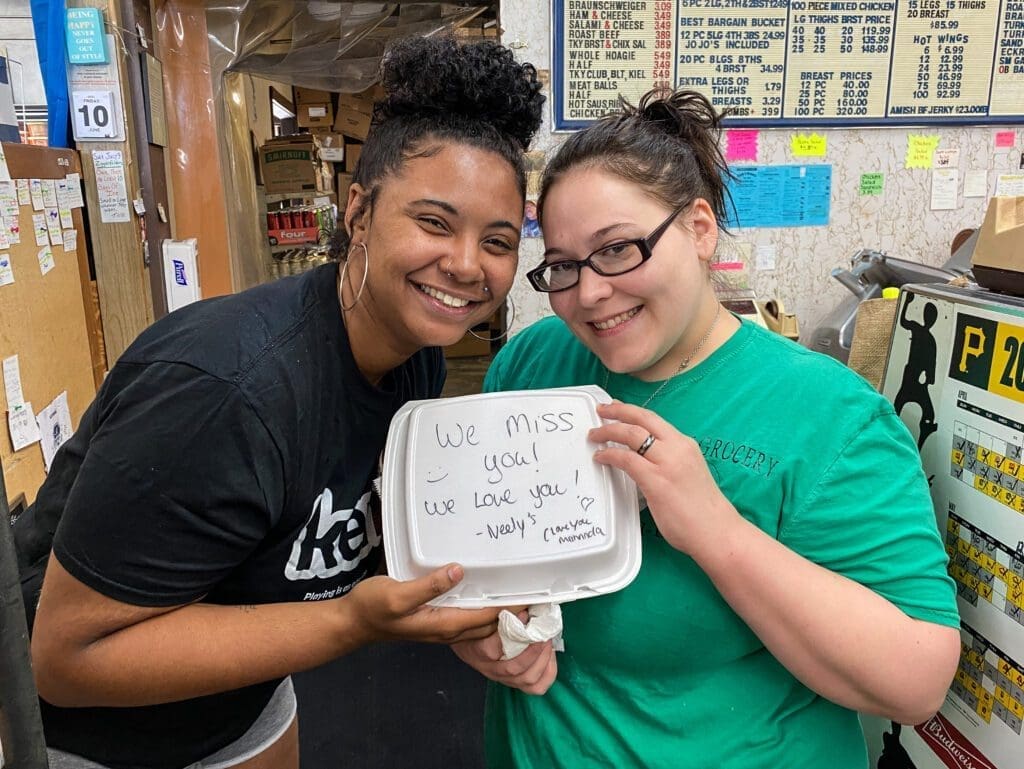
[223,70,272,292]
[68,0,155,366]
[79,148,153,363]
[134,0,175,291]
[120,0,170,318]
[0,144,100,506]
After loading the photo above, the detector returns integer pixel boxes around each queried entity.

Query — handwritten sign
[790,133,827,158]
[383,388,642,606]
[905,134,941,169]
[725,129,758,163]
[859,173,884,196]
[996,130,1017,149]
[405,394,612,564]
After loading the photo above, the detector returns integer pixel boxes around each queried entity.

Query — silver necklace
[602,302,723,408]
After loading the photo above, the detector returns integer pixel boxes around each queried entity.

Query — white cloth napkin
[497,603,565,660]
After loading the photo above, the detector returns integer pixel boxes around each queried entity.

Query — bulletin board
[1,143,98,508]
[553,0,1024,129]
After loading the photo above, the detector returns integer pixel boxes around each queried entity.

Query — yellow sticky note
[791,133,827,157]
[906,134,941,169]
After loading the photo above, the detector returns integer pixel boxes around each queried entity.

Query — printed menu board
[554,0,1024,128]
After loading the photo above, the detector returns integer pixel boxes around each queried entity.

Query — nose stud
[444,258,454,278]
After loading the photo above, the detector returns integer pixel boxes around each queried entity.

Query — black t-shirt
[31,263,445,769]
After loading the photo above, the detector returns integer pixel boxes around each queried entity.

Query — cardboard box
[317,133,345,163]
[293,86,333,104]
[334,109,372,141]
[260,136,334,194]
[344,142,362,173]
[267,190,336,203]
[338,86,381,115]
[298,102,334,129]
[268,226,319,246]
[337,172,354,200]
[971,196,1024,295]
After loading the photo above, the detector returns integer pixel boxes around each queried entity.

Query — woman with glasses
[454,89,960,768]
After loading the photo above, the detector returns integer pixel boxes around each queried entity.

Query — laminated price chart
[553,0,1024,128]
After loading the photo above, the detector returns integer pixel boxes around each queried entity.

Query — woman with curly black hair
[20,35,543,769]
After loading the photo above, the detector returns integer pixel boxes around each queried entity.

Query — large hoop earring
[339,242,369,312]
[468,297,516,342]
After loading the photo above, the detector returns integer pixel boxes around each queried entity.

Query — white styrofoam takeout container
[382,386,641,607]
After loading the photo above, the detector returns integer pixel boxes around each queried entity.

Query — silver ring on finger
[636,433,656,457]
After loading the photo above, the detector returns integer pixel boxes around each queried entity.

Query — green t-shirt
[483,317,959,769]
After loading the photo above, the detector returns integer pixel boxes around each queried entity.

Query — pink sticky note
[725,130,759,162]
[995,130,1017,148]
[710,261,745,272]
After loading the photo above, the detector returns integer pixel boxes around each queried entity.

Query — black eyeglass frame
[526,204,688,293]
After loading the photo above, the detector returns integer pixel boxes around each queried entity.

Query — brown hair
[538,89,735,227]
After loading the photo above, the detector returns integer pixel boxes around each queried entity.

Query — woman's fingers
[451,635,556,694]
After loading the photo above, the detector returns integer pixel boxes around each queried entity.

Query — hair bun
[378,36,544,149]
[636,89,725,143]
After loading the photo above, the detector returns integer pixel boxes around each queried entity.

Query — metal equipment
[803,234,976,363]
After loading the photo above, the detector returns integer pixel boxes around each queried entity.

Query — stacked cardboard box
[333,85,381,141]
[293,86,335,129]
[337,172,354,201]
[317,133,345,163]
[344,142,362,173]
[259,134,334,194]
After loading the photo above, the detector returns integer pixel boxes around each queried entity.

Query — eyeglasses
[526,205,687,293]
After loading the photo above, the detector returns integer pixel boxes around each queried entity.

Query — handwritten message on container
[404,394,615,564]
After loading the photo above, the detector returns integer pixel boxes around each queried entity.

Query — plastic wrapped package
[155,1,488,294]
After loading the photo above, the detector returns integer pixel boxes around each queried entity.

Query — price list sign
[784,1,897,119]
[990,0,1024,114]
[676,0,790,119]
[559,0,676,120]
[888,0,1001,118]
[553,0,1024,128]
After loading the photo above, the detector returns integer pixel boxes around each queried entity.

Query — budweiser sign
[914,713,997,769]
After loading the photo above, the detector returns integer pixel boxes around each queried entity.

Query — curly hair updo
[331,35,545,258]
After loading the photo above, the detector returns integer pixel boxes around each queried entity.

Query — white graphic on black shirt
[285,488,380,581]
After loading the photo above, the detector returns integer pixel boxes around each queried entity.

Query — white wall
[501,0,1022,337]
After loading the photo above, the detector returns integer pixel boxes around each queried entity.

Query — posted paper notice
[36,391,73,472]
[931,169,959,210]
[92,151,130,223]
[8,402,41,452]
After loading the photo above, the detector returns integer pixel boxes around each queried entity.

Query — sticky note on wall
[859,173,884,196]
[906,135,941,169]
[995,130,1017,149]
[791,133,826,157]
[725,130,759,162]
